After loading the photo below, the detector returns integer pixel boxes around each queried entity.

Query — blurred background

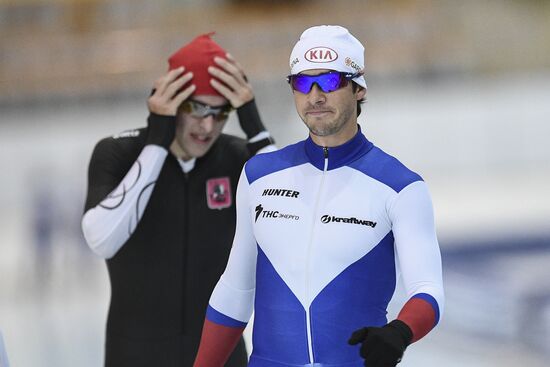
[1,0,549,366]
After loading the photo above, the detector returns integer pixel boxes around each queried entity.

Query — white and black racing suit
[82,100,275,367]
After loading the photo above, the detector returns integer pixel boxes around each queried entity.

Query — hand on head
[208,53,254,108]
[148,68,195,116]
[160,33,254,113]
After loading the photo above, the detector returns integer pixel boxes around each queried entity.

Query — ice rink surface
[1,72,549,366]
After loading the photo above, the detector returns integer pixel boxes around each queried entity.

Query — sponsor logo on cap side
[345,57,363,73]
[305,47,338,63]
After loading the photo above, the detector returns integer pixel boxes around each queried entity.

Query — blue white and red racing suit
[196,128,444,367]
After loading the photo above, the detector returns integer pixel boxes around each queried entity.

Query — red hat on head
[168,32,227,97]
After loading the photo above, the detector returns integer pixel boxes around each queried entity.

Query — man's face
[293,69,365,143]
[173,95,229,161]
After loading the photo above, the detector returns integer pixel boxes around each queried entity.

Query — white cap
[289,25,367,89]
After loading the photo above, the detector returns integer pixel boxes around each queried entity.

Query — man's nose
[308,83,326,105]
[199,115,215,133]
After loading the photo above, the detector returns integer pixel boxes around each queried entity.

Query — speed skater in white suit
[193,25,444,367]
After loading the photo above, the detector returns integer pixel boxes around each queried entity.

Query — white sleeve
[390,181,445,314]
[81,145,168,259]
[208,167,258,323]
[0,330,9,367]
[248,131,277,155]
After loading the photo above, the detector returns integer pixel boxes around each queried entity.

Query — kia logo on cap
[305,47,338,63]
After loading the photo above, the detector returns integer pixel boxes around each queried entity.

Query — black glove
[348,320,413,367]
[145,112,176,149]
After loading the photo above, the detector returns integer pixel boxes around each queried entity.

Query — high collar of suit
[304,124,373,171]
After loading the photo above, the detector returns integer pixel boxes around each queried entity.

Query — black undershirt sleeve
[237,99,275,156]
[146,113,176,149]
[236,99,266,139]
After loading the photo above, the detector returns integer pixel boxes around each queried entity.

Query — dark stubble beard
[303,104,355,137]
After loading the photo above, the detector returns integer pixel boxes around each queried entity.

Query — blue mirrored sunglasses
[286,71,362,94]
[180,100,233,121]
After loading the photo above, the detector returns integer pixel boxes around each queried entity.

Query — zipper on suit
[181,171,189,333]
[304,146,329,363]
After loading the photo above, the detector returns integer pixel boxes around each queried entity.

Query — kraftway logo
[255,204,299,222]
[320,214,377,228]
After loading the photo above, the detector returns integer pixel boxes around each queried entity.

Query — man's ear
[356,86,366,101]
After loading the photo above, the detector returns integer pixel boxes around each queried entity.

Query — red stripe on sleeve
[397,298,436,343]
[193,319,245,367]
